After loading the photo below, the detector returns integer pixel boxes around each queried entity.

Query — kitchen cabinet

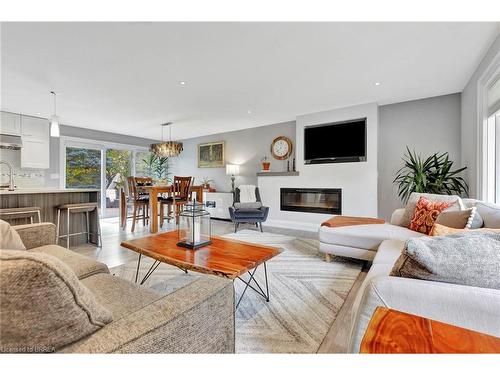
[21,116,50,169]
[0,111,22,136]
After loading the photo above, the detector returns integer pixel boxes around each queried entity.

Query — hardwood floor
[73,216,363,353]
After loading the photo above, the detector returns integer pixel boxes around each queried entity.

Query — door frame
[477,50,500,201]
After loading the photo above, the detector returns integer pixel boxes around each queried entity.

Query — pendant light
[50,91,60,137]
[149,122,183,157]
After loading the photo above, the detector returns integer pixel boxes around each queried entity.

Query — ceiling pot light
[150,122,183,157]
[375,82,381,86]
[50,91,60,137]
[179,81,187,85]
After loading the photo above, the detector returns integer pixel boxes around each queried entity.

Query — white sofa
[326,194,500,352]
[319,208,423,260]
[347,238,500,352]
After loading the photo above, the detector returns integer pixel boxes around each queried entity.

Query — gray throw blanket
[390,232,500,289]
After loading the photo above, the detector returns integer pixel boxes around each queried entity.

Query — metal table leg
[235,262,270,309]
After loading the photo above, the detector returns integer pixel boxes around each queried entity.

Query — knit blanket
[391,231,500,290]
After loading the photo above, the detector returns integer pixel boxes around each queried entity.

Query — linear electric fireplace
[280,188,342,214]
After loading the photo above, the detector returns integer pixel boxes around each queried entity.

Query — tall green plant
[393,147,468,204]
[141,154,172,183]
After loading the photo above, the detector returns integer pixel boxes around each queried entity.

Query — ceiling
[1,22,498,141]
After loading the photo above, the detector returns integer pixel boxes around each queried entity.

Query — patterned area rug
[111,230,362,353]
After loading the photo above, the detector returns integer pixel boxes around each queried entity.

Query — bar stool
[56,203,102,249]
[0,206,41,224]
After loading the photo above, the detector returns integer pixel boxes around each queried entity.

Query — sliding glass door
[61,137,150,218]
[105,149,132,218]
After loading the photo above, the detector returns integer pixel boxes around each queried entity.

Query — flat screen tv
[304,118,367,164]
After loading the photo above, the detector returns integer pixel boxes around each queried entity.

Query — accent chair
[228,185,269,233]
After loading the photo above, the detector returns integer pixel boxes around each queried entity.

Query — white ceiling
[1,22,498,141]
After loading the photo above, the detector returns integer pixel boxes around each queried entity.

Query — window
[65,147,101,188]
[134,151,154,177]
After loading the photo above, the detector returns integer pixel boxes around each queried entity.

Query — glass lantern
[177,200,212,249]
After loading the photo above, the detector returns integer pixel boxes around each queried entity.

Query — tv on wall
[304,118,367,164]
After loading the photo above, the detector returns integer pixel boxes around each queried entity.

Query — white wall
[258,103,378,230]
[378,94,462,220]
[461,33,500,199]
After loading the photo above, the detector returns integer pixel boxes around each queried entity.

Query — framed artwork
[198,141,225,168]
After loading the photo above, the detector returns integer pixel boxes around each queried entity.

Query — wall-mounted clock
[271,136,293,160]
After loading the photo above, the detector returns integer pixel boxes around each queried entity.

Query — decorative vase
[262,161,271,171]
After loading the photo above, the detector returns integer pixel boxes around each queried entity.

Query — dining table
[119,184,204,233]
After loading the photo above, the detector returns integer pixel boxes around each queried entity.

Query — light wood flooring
[71,216,367,353]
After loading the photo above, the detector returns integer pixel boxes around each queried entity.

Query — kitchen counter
[0,188,100,195]
[1,188,100,246]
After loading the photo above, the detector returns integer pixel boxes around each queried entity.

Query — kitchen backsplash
[0,148,46,188]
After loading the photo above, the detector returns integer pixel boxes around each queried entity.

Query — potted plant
[201,177,214,190]
[262,156,271,172]
[393,147,469,204]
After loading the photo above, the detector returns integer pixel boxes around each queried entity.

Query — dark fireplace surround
[280,188,342,215]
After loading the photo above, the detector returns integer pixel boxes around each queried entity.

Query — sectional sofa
[317,193,500,352]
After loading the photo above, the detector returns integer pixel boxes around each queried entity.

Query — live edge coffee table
[120,230,281,309]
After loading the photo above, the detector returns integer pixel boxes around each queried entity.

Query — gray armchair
[228,186,269,233]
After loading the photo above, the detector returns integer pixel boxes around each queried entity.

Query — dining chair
[126,176,152,232]
[159,176,193,226]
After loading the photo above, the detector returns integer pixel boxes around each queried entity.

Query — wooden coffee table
[120,230,282,309]
[360,307,500,353]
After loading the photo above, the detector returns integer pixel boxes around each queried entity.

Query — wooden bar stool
[0,206,41,224]
[56,203,102,249]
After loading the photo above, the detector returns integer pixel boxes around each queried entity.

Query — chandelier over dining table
[150,122,183,157]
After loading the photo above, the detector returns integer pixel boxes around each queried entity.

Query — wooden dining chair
[159,176,193,226]
[126,176,152,232]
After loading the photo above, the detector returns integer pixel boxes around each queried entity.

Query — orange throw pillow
[409,196,453,234]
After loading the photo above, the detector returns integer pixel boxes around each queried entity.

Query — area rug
[110,230,362,353]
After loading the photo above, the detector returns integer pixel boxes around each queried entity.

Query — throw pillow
[409,196,454,234]
[401,192,463,228]
[0,250,112,352]
[430,223,500,236]
[0,219,26,251]
[434,207,477,229]
[475,201,500,228]
[390,232,500,289]
[234,202,262,209]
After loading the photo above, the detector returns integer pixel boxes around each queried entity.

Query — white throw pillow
[475,202,500,228]
[0,219,26,250]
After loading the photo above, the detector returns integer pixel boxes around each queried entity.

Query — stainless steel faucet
[0,160,15,191]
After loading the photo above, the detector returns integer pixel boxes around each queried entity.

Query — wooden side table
[360,307,500,353]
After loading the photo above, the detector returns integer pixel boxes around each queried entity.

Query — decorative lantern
[177,200,212,249]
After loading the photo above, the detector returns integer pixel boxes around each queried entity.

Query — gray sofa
[3,222,235,353]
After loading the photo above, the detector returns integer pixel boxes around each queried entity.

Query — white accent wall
[258,103,378,231]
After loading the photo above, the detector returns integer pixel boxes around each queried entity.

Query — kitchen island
[0,188,100,246]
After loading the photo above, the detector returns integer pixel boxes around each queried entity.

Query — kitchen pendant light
[50,91,60,137]
[149,122,183,157]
